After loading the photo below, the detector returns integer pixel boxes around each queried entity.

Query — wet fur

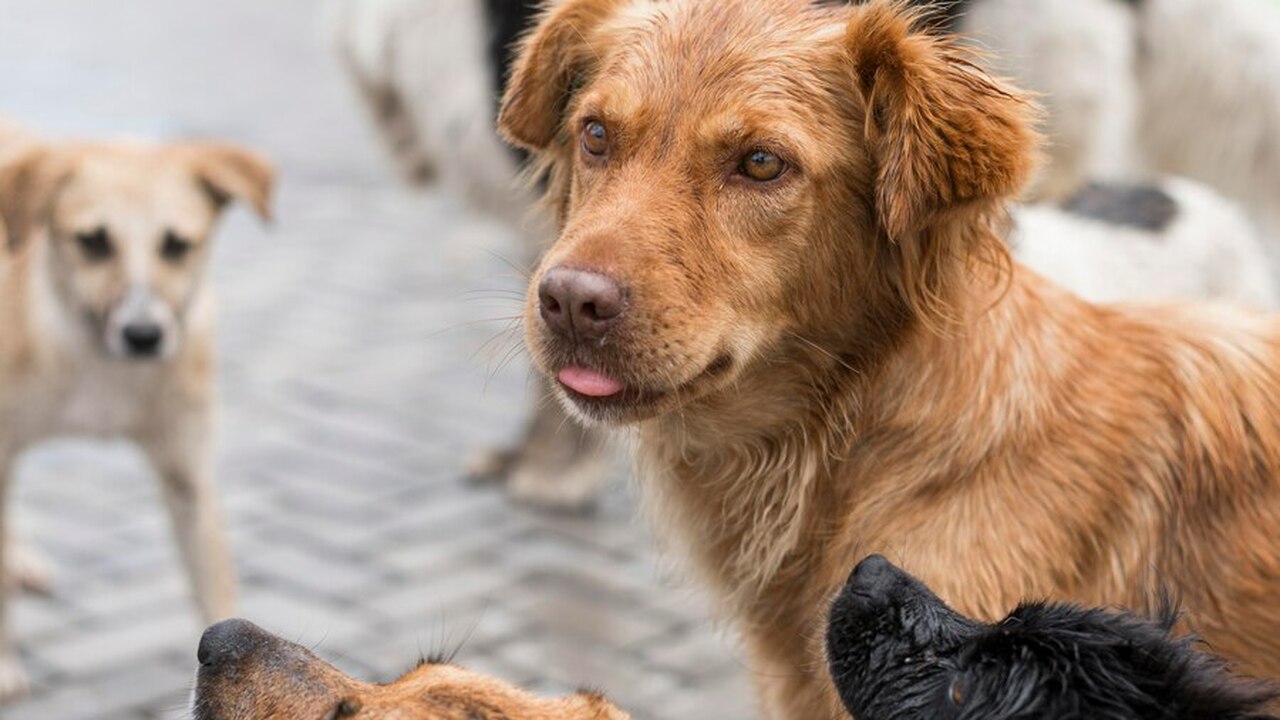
[825,556,1280,720]
[501,2,1280,718]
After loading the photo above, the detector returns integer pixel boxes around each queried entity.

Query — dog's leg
[469,378,612,512]
[5,532,52,595]
[140,411,236,623]
[0,455,30,702]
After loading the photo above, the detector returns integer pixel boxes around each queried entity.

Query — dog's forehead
[591,0,850,120]
[56,147,219,237]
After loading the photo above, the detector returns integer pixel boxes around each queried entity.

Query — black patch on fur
[814,0,973,32]
[826,556,1280,720]
[1061,181,1180,233]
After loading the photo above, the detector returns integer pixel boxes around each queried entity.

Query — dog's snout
[198,618,266,669]
[121,322,164,357]
[538,267,626,341]
[849,554,898,597]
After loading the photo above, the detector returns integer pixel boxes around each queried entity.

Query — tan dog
[501,1,1280,718]
[192,619,630,720]
[0,119,272,700]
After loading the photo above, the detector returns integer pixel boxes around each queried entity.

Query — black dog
[826,555,1279,720]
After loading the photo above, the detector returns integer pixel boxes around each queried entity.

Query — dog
[191,618,631,720]
[331,0,1280,511]
[500,1,1280,718]
[1014,177,1277,307]
[331,0,613,511]
[825,555,1280,720]
[0,119,272,700]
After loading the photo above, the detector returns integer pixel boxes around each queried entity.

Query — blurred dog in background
[330,0,1280,510]
[192,618,631,720]
[0,119,272,699]
[826,555,1280,720]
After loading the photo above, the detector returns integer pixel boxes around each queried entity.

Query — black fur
[826,556,1280,720]
[483,0,539,100]
[1061,181,1180,232]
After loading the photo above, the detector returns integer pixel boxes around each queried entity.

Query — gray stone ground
[0,2,757,717]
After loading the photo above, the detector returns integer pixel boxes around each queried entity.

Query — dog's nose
[122,322,164,356]
[849,554,898,597]
[538,267,626,341]
[198,619,263,668]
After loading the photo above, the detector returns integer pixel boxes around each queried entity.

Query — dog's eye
[740,149,786,182]
[161,231,193,262]
[582,120,609,157]
[75,227,113,261]
[325,698,362,720]
[948,677,965,705]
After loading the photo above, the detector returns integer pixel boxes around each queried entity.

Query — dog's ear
[847,2,1038,326]
[179,142,276,222]
[0,148,76,251]
[850,3,1037,240]
[498,0,623,151]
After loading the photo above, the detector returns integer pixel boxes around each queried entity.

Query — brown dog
[500,1,1280,718]
[192,619,630,720]
[0,119,272,700]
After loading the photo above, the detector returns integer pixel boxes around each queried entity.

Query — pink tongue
[558,366,625,397]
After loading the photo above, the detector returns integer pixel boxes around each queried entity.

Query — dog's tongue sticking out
[558,366,624,397]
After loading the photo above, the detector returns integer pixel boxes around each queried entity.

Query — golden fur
[192,619,629,720]
[500,1,1280,717]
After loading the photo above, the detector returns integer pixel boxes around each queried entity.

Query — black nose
[198,618,263,668]
[122,322,164,356]
[849,554,899,597]
[538,267,626,341]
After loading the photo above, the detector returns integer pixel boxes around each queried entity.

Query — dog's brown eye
[75,227,113,261]
[740,150,786,182]
[161,231,193,262]
[949,677,965,705]
[582,120,609,156]
[326,698,362,720]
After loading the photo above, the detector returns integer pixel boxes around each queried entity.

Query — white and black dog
[330,0,1280,508]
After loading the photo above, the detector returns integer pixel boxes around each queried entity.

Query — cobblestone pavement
[0,2,756,718]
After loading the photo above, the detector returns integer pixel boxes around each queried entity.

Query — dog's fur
[0,119,271,700]
[826,555,1280,720]
[1014,177,1277,308]
[192,618,630,720]
[500,1,1280,717]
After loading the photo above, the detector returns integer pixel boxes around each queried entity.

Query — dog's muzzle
[104,286,179,360]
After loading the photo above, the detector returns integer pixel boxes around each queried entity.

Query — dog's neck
[634,261,1080,621]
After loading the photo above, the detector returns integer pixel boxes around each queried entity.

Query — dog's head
[191,619,630,720]
[0,140,272,361]
[826,556,1280,720]
[500,0,1037,424]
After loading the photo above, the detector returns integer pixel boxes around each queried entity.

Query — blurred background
[0,1,753,718]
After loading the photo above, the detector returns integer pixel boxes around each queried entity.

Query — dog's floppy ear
[498,0,623,151]
[850,3,1037,240]
[846,2,1038,327]
[179,142,276,222]
[0,148,75,250]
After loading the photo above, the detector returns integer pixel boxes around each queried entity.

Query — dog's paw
[0,653,30,703]
[506,451,610,514]
[465,445,522,485]
[6,543,54,595]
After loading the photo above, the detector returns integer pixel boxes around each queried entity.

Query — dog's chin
[547,354,737,426]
